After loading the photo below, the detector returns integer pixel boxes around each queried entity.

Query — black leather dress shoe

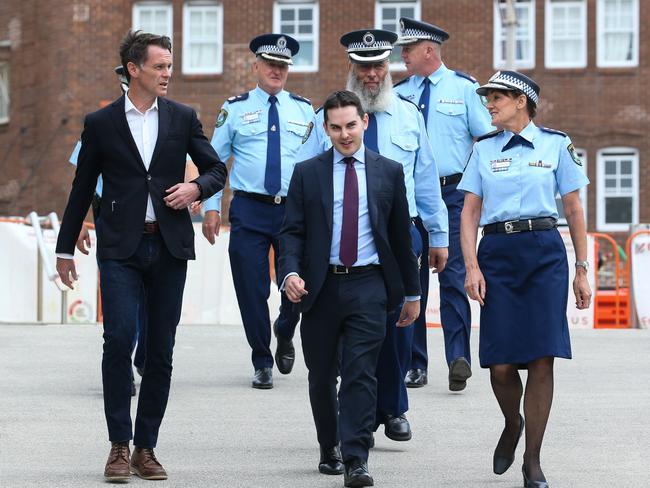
[273,319,295,375]
[318,445,343,475]
[493,414,524,474]
[522,465,549,488]
[344,459,373,487]
[448,357,472,391]
[405,368,428,388]
[384,414,412,441]
[252,367,273,389]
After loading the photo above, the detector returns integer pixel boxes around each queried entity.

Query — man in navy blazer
[280,91,420,487]
[55,31,226,482]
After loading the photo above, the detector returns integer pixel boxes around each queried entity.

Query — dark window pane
[298,8,312,21]
[383,8,396,20]
[298,24,312,34]
[402,8,415,18]
[605,159,617,174]
[605,196,632,224]
[620,159,632,174]
[281,9,294,21]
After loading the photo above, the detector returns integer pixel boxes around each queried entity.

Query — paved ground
[0,324,648,488]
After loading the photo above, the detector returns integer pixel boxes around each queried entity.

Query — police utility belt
[482,217,557,235]
[440,173,463,187]
[234,190,285,205]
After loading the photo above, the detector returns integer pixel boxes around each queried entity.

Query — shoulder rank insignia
[216,108,228,128]
[397,93,420,111]
[455,71,477,83]
[315,105,324,114]
[477,130,504,142]
[567,143,582,166]
[540,126,567,137]
[290,92,311,105]
[227,92,249,103]
[393,76,411,88]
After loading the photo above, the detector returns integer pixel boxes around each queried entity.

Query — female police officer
[457,71,591,488]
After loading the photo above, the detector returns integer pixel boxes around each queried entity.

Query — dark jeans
[99,233,187,448]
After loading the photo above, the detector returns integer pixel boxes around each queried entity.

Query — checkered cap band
[346,40,393,52]
[400,28,445,44]
[489,72,539,105]
[255,44,292,59]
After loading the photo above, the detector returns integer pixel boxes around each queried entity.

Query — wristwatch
[575,260,589,271]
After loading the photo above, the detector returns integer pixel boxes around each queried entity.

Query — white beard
[346,70,394,114]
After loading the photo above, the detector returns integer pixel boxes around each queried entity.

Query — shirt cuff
[405,295,420,302]
[428,232,449,248]
[203,195,222,213]
[280,272,299,291]
[56,253,74,260]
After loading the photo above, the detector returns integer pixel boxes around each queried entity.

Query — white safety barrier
[630,232,650,329]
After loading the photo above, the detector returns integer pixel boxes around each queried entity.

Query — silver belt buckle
[504,220,520,234]
[333,265,349,275]
[273,195,282,204]
[441,176,446,186]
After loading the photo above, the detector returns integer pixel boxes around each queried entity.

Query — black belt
[440,173,463,187]
[234,190,285,205]
[330,264,380,275]
[143,222,160,234]
[482,217,557,235]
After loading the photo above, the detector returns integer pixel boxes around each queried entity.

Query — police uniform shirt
[296,94,448,248]
[203,86,314,213]
[458,121,590,226]
[69,140,103,197]
[393,63,493,177]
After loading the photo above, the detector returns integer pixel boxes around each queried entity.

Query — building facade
[0,0,647,235]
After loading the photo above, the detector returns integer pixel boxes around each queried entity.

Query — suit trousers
[408,217,430,370]
[228,195,300,370]
[375,223,423,423]
[99,233,187,448]
[301,267,387,463]
[438,183,472,366]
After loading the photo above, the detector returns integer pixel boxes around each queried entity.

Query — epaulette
[476,130,504,142]
[539,127,567,137]
[393,76,411,88]
[290,92,311,105]
[455,71,477,83]
[397,93,420,111]
[315,105,323,114]
[227,92,249,103]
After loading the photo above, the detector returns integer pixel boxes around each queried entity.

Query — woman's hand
[573,270,592,310]
[464,266,486,306]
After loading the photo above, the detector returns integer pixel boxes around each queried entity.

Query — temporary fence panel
[629,232,650,329]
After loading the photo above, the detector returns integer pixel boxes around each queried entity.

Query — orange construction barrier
[590,232,629,328]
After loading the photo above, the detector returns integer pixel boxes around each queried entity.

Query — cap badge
[277,36,287,49]
[363,32,375,46]
[400,20,405,31]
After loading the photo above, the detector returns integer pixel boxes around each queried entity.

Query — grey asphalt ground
[1,324,648,488]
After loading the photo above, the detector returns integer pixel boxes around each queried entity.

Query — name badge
[287,120,309,128]
[241,110,262,124]
[528,160,552,168]
[438,99,464,105]
[490,158,512,173]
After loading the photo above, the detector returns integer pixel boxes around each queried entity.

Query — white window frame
[182,3,223,75]
[596,147,639,232]
[545,0,587,68]
[132,2,174,42]
[597,0,639,67]
[273,1,319,73]
[374,0,421,71]
[493,0,536,69]
[0,62,8,124]
[556,148,587,225]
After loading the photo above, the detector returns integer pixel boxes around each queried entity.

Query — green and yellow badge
[216,109,228,128]
[567,143,582,166]
[302,121,314,144]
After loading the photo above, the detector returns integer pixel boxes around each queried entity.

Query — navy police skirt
[477,228,572,368]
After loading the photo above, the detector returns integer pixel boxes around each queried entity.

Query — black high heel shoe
[493,413,524,475]
[522,465,549,488]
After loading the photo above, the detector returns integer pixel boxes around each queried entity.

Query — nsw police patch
[302,121,314,144]
[216,109,228,128]
[567,143,582,166]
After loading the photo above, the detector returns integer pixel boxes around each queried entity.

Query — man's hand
[573,268,592,310]
[164,182,200,210]
[284,275,308,304]
[201,210,221,245]
[189,201,202,216]
[75,227,92,255]
[428,247,448,273]
[57,257,78,290]
[397,300,420,327]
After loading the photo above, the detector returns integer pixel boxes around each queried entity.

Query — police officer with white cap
[297,29,448,443]
[459,70,590,488]
[394,17,494,392]
[202,34,314,389]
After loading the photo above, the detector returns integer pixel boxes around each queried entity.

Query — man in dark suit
[55,31,227,482]
[280,90,421,487]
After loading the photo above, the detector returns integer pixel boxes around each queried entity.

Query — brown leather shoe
[130,447,168,480]
[104,441,131,482]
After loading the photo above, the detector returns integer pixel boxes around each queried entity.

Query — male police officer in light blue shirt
[201,34,314,389]
[394,18,494,392]
[297,29,448,442]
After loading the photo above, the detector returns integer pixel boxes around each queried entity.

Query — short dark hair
[323,90,365,123]
[119,30,172,81]
[488,88,537,119]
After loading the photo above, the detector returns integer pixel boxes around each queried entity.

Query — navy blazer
[279,148,420,312]
[56,95,227,260]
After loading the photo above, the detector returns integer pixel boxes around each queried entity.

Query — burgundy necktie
[339,157,359,267]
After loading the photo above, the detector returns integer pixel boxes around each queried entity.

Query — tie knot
[268,95,278,104]
[343,157,355,167]
[423,78,431,86]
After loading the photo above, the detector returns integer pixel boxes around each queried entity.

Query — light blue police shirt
[458,121,590,226]
[296,93,449,248]
[393,63,494,177]
[203,85,314,212]
[69,140,103,197]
